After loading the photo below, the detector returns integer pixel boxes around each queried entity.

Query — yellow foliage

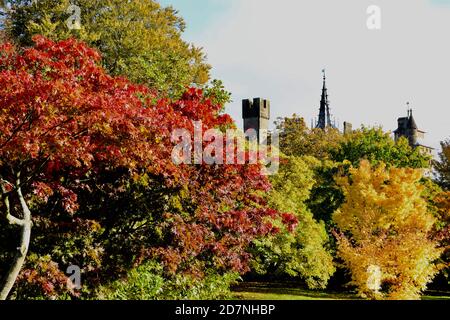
[333,160,442,300]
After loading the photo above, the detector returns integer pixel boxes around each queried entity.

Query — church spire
[315,69,334,129]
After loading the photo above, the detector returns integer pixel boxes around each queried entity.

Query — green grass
[422,293,450,300]
[234,291,342,300]
[232,282,450,301]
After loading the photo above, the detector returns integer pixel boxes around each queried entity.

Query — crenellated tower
[242,97,270,143]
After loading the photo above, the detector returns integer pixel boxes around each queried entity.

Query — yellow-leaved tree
[333,160,442,300]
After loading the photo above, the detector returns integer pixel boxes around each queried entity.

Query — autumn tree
[2,0,211,97]
[433,191,450,283]
[0,36,292,299]
[333,160,442,300]
[309,127,432,224]
[434,139,450,190]
[0,35,159,299]
[275,115,343,160]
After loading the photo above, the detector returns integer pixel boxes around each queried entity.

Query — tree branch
[19,156,51,188]
[0,110,34,150]
[15,173,31,223]
[6,213,24,226]
[37,116,75,140]
[1,180,24,226]
[0,171,32,300]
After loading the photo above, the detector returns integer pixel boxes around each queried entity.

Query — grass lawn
[232,282,450,301]
[234,291,345,300]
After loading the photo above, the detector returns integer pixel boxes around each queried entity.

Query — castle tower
[242,98,270,143]
[394,104,433,154]
[343,121,353,135]
[315,69,336,129]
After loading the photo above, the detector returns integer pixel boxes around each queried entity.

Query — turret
[394,104,432,155]
[242,97,270,143]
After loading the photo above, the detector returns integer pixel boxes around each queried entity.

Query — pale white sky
[163,0,450,152]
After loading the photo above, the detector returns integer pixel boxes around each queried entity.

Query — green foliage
[331,127,431,169]
[275,115,343,159]
[268,156,318,214]
[434,139,450,190]
[98,261,239,300]
[306,160,346,224]
[251,156,335,289]
[3,0,211,97]
[203,79,232,110]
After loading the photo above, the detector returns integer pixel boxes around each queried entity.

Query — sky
[159,0,450,152]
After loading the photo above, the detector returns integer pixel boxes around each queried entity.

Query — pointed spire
[320,69,327,101]
[408,111,418,130]
[316,69,335,129]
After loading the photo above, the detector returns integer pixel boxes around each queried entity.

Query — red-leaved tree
[0,36,157,299]
[0,36,295,299]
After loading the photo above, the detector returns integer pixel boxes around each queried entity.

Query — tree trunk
[0,181,32,300]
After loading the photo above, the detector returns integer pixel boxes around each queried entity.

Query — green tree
[2,0,211,97]
[434,139,450,190]
[306,160,345,224]
[331,127,431,169]
[250,155,335,289]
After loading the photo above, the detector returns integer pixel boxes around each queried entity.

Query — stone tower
[315,69,336,129]
[242,98,270,143]
[343,121,353,135]
[394,106,433,155]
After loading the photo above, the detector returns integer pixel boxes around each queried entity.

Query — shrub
[97,261,239,300]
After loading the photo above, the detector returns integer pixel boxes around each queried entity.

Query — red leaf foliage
[0,36,295,287]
